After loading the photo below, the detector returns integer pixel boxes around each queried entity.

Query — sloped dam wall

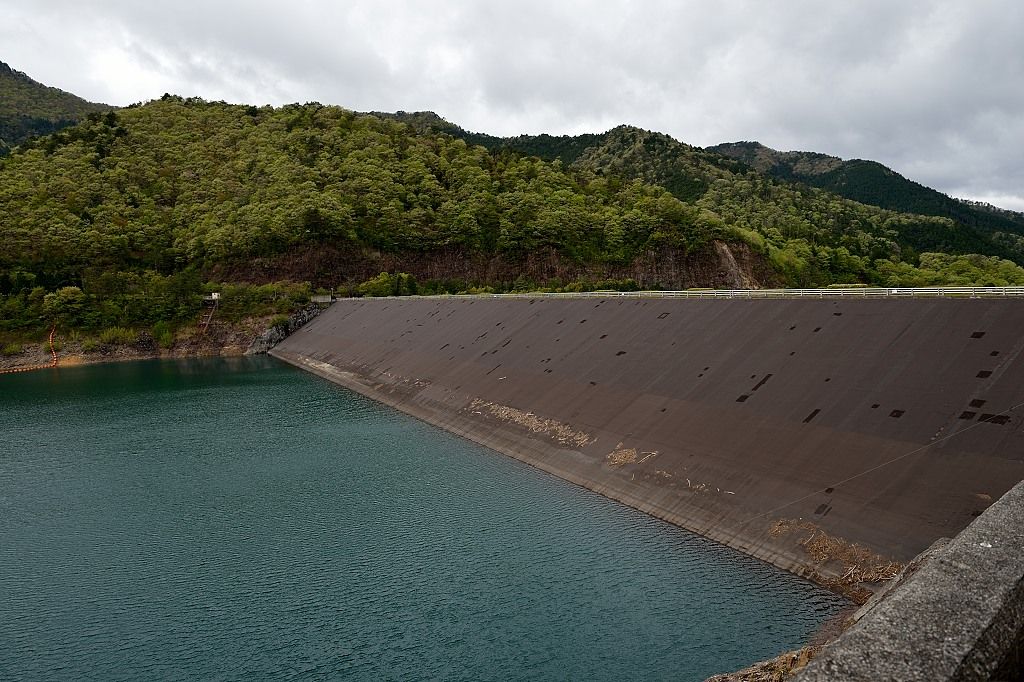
[271,296,1024,596]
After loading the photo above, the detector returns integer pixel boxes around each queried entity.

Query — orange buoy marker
[0,325,59,375]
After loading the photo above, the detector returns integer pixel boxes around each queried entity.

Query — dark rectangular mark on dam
[803,409,821,423]
[736,395,750,403]
[890,410,905,418]
[977,370,993,378]
[960,411,977,420]
[971,331,986,338]
[979,414,1010,425]
[751,374,773,391]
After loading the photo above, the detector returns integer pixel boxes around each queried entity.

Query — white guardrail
[334,286,1024,302]
[453,286,1024,300]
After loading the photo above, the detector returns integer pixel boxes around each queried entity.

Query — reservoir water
[0,357,846,681]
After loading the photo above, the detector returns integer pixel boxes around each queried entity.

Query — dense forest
[384,112,1024,282]
[0,98,726,337]
[2,90,1024,346]
[710,141,1024,262]
[392,112,1024,268]
[0,61,110,155]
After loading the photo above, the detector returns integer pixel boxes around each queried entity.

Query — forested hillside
[0,97,730,336]
[711,141,1024,262]
[385,112,1024,282]
[2,96,1024,344]
[0,61,110,155]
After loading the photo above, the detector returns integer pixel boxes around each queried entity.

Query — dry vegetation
[605,442,639,466]
[770,518,904,602]
[468,398,592,447]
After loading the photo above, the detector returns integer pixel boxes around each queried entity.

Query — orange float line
[0,325,59,375]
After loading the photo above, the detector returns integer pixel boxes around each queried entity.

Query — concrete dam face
[271,296,1024,596]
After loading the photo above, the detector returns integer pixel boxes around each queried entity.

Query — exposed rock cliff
[209,240,779,291]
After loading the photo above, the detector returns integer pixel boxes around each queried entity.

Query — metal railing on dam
[325,285,1024,303]
[493,285,1024,300]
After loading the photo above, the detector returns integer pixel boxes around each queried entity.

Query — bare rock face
[208,240,779,292]
[246,304,324,355]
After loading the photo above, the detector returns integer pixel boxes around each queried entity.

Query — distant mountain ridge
[0,60,111,154]
[710,140,1024,259]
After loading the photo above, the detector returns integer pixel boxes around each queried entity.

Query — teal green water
[0,358,846,681]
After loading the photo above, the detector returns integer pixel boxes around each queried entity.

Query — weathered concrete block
[796,480,1024,681]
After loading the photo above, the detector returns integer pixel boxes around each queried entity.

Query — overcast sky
[3,0,1022,210]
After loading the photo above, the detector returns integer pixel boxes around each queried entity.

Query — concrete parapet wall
[796,479,1024,681]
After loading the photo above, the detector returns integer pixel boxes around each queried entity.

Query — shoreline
[269,348,865,603]
[0,315,280,374]
[0,343,253,374]
[4,327,866,603]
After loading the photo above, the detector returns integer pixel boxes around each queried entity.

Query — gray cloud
[2,0,1022,210]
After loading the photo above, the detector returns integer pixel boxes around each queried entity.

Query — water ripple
[0,358,847,681]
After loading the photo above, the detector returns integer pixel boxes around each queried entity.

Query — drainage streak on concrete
[271,296,1024,595]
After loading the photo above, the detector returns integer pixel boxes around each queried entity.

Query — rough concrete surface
[270,296,1024,590]
[795,480,1024,681]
